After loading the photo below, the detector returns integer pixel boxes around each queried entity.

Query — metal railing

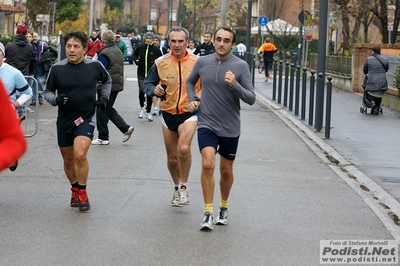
[308,54,352,77]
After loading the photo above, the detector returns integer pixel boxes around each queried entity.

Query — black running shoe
[70,187,79,207]
[9,161,18,171]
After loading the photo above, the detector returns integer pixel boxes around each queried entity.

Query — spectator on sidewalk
[5,24,33,76]
[115,34,127,60]
[0,42,32,171]
[363,46,389,115]
[186,27,255,231]
[44,30,112,212]
[143,27,200,208]
[187,39,197,55]
[86,31,102,59]
[30,32,49,106]
[91,30,134,145]
[236,41,246,56]
[194,31,215,56]
[258,37,277,82]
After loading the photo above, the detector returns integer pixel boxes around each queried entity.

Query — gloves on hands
[95,97,108,109]
[56,94,69,106]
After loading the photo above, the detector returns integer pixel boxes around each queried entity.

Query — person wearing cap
[258,37,277,82]
[133,32,162,121]
[5,24,33,76]
[0,41,32,171]
[115,34,127,59]
[153,35,168,55]
[95,29,102,40]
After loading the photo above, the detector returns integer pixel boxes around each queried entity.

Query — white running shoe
[179,186,190,205]
[171,188,182,207]
[215,207,229,225]
[146,113,153,122]
[91,139,110,145]
[138,108,144,119]
[200,211,214,231]
[122,126,134,142]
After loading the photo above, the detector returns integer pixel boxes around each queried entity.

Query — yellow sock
[220,199,229,208]
[204,204,213,214]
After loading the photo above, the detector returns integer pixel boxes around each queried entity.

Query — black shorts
[57,123,94,147]
[161,111,197,132]
[197,128,239,161]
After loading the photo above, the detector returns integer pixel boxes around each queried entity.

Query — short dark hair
[214,27,236,44]
[372,46,381,54]
[204,30,213,37]
[64,30,88,49]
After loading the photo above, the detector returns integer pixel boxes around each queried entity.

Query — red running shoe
[78,189,91,212]
[70,187,79,207]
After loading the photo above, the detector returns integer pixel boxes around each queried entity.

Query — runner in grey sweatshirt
[186,27,255,231]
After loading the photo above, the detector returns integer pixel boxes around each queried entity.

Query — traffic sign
[305,28,313,41]
[258,16,269,27]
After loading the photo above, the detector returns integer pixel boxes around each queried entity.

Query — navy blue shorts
[197,128,239,161]
[57,123,94,147]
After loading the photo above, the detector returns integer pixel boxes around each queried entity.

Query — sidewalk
[254,70,400,239]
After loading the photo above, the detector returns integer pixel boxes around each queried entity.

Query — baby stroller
[359,91,383,115]
[359,75,383,115]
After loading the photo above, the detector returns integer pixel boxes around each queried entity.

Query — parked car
[121,37,133,64]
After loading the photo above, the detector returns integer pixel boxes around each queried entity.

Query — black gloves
[95,97,108,109]
[56,94,69,106]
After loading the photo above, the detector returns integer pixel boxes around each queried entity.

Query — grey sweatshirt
[186,53,255,138]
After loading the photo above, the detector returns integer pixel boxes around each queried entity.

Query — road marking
[127,77,137,81]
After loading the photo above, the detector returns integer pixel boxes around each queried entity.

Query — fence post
[301,67,307,120]
[325,76,333,139]
[278,60,283,104]
[283,62,289,107]
[272,59,277,100]
[315,72,324,132]
[251,54,255,87]
[289,63,295,111]
[294,65,301,115]
[308,70,316,126]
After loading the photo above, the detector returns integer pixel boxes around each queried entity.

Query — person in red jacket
[86,31,102,59]
[0,79,27,172]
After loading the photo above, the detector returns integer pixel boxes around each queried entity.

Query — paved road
[0,64,397,265]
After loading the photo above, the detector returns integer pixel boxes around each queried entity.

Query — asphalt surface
[0,63,399,265]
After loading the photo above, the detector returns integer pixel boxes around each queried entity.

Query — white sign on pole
[36,14,50,22]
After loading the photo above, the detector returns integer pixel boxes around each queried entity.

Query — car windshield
[122,38,132,49]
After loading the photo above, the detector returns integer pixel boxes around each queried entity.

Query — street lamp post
[192,0,196,39]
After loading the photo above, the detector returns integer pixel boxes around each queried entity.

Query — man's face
[33,33,39,43]
[203,33,212,44]
[26,33,33,43]
[214,29,235,59]
[169,31,188,59]
[91,32,97,38]
[115,36,120,43]
[65,37,87,64]
[153,38,160,47]
[145,36,153,45]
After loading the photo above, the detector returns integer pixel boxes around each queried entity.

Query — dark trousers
[138,72,152,113]
[96,91,130,140]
